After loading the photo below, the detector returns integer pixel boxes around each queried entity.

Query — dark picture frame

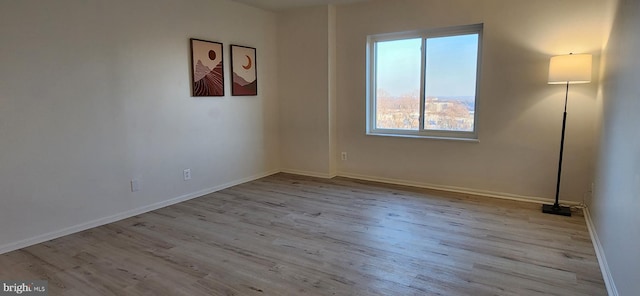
[230,45,257,96]
[190,38,224,97]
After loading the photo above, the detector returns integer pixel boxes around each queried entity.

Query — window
[367,24,482,140]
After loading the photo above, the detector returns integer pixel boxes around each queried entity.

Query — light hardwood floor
[0,173,606,295]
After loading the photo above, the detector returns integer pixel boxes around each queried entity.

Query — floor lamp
[543,53,592,217]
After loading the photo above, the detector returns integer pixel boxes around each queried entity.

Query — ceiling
[231,0,368,11]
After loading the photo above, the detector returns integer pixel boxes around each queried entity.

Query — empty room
[0,0,638,295]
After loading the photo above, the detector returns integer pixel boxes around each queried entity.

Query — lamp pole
[544,82,572,216]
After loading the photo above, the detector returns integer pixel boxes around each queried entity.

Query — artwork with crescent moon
[190,39,224,97]
[230,45,257,96]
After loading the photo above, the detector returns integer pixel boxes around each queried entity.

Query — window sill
[366,132,480,143]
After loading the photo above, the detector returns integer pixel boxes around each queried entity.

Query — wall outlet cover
[131,179,141,192]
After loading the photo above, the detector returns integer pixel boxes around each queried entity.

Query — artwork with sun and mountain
[191,39,224,97]
[231,45,257,96]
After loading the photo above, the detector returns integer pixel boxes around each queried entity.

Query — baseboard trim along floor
[0,169,280,255]
[583,207,619,296]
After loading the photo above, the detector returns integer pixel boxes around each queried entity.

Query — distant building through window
[367,24,482,140]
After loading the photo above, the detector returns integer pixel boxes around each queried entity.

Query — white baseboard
[336,171,581,206]
[583,207,618,296]
[0,169,280,255]
[280,168,335,179]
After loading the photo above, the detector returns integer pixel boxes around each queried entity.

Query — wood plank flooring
[0,173,606,295]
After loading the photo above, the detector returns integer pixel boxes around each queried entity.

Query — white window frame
[366,23,483,140]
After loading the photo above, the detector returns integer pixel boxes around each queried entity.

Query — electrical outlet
[131,179,141,192]
[341,152,348,161]
[183,169,192,181]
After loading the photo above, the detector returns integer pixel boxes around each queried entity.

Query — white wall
[0,0,279,252]
[592,0,640,294]
[278,6,336,177]
[335,0,610,202]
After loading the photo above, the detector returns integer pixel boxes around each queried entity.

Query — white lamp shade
[548,53,592,84]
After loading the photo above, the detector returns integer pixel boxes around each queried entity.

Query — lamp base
[542,204,572,216]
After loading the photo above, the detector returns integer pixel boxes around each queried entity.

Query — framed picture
[230,45,257,96]
[190,38,224,97]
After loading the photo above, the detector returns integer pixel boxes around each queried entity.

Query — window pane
[424,34,478,132]
[375,38,422,130]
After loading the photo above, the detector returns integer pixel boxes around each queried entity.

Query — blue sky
[376,34,479,98]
